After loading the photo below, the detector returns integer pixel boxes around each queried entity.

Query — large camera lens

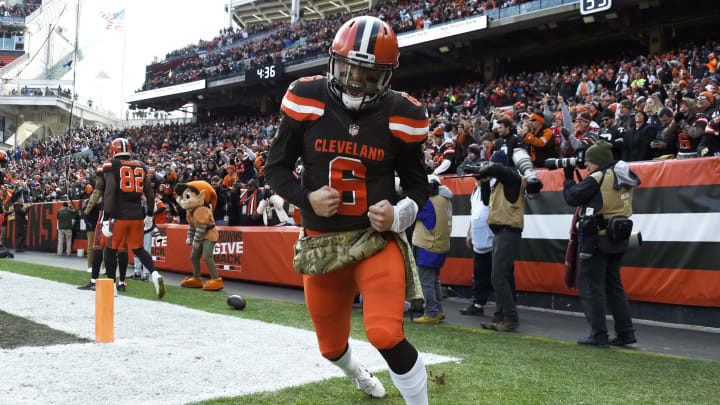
[544,157,577,170]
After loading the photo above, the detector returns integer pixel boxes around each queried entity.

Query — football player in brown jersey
[101,138,165,298]
[265,16,430,404]
[77,165,131,291]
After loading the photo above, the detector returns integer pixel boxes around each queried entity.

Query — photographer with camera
[562,140,640,348]
[256,185,289,226]
[471,150,525,332]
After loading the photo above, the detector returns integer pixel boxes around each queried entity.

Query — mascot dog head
[174,181,217,213]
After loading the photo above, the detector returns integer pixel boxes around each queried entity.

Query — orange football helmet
[110,138,131,158]
[328,16,399,111]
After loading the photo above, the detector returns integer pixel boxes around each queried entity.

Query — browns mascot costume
[175,181,223,290]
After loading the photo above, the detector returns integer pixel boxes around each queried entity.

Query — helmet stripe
[352,18,366,52]
[365,20,380,55]
[357,18,376,54]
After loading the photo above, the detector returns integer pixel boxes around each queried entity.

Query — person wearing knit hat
[489,149,508,166]
[562,139,640,348]
[584,140,614,167]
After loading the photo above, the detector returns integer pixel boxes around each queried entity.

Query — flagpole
[68,0,81,133]
[119,3,128,126]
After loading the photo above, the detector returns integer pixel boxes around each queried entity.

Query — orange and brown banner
[8,157,720,307]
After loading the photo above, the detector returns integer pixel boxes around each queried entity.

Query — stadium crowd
[4,41,719,220]
[141,0,531,90]
[0,0,41,18]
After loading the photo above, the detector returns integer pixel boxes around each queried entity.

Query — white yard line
[0,271,458,405]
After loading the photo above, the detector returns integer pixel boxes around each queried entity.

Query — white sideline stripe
[388,122,429,136]
[451,213,720,243]
[281,96,324,117]
[0,271,457,405]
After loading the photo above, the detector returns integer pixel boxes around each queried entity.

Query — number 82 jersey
[103,158,148,220]
[265,76,430,232]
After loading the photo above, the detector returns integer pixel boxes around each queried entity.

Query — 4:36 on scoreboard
[245,63,284,82]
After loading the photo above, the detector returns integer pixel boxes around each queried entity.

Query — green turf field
[1,261,719,405]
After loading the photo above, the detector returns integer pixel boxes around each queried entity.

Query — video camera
[545,148,586,170]
[464,161,491,175]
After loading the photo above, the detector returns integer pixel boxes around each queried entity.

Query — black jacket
[213,185,229,221]
[13,203,27,225]
[82,199,102,229]
[622,123,655,162]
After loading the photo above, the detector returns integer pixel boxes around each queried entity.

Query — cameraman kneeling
[563,141,640,348]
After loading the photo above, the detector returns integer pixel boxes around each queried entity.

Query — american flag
[99,9,125,31]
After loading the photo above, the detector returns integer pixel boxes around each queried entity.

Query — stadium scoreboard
[580,0,612,15]
[245,63,284,83]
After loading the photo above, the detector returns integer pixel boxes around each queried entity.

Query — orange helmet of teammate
[110,138,131,158]
[328,15,399,111]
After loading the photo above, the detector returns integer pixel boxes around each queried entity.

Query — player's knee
[190,249,202,261]
[366,325,404,350]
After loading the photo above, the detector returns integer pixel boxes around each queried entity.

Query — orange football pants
[111,219,144,251]
[303,238,407,360]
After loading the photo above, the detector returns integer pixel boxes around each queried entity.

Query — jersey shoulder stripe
[281,76,327,122]
[386,90,429,143]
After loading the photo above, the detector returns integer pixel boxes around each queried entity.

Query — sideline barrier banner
[153,225,303,288]
[9,158,720,307]
[3,200,88,253]
[440,157,720,308]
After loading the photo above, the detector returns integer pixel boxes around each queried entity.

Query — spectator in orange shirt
[222,165,237,189]
[523,111,557,167]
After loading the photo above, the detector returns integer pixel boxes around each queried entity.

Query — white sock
[389,355,428,405]
[330,345,362,378]
[90,279,96,283]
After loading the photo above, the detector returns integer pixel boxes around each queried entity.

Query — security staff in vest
[411,175,453,324]
[562,140,640,348]
[472,149,524,332]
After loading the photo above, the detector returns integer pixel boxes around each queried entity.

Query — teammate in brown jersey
[101,138,165,298]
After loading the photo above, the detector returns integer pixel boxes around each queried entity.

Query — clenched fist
[308,185,340,217]
[368,200,394,232]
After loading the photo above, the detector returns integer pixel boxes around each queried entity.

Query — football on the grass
[227,295,246,310]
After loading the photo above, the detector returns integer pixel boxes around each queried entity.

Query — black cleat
[117,283,126,292]
[77,282,96,291]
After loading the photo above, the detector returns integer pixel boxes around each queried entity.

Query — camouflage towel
[293,228,424,303]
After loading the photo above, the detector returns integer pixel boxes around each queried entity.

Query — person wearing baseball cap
[562,140,641,348]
